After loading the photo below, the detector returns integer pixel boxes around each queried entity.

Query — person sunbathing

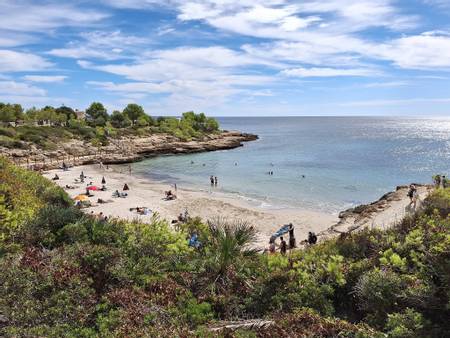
[113,190,127,198]
[65,184,76,189]
[164,190,177,200]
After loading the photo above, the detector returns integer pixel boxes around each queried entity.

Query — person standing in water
[214,176,218,186]
[210,176,214,186]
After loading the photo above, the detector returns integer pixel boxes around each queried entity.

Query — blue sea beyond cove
[132,117,450,213]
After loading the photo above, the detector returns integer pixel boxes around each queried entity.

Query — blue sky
[1,0,450,116]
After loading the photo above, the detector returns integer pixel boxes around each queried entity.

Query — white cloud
[281,67,380,77]
[23,75,67,83]
[0,50,52,72]
[0,81,46,96]
[362,81,409,88]
[48,30,150,60]
[372,32,450,69]
[82,45,277,110]
[0,33,34,47]
[0,0,108,33]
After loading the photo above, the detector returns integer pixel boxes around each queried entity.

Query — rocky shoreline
[319,184,433,239]
[2,130,258,170]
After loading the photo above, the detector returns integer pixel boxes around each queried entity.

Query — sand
[43,164,337,248]
[43,164,431,249]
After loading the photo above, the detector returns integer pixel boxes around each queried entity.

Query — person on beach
[214,176,218,186]
[288,223,296,249]
[268,237,276,254]
[442,176,447,188]
[308,232,317,245]
[435,175,441,188]
[128,164,132,175]
[407,184,417,208]
[80,171,84,179]
[123,183,129,191]
[62,162,68,171]
[280,237,287,255]
[86,188,93,197]
[52,174,59,180]
[101,176,106,185]
[210,176,214,185]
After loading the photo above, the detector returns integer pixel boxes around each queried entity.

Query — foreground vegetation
[0,102,220,150]
[0,157,449,337]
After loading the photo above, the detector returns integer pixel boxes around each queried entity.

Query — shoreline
[43,164,337,248]
[4,130,258,170]
[43,162,433,248]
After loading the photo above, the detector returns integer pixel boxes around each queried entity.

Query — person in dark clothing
[123,183,129,191]
[101,176,106,184]
[210,176,214,185]
[280,237,287,255]
[308,232,317,245]
[214,176,218,186]
[288,223,296,249]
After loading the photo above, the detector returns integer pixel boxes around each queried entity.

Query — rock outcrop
[1,131,258,170]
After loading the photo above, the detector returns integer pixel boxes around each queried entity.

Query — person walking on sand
[407,184,416,208]
[280,237,287,255]
[128,164,132,175]
[288,223,296,249]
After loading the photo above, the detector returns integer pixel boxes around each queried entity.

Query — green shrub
[386,308,427,338]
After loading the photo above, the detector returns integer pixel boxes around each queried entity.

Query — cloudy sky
[1,0,450,116]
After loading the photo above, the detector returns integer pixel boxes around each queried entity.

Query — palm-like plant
[204,218,259,294]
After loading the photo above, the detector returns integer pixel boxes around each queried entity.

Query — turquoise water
[132,117,450,213]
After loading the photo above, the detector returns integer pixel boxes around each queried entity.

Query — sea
[132,117,450,213]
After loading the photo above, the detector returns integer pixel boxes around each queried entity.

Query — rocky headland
[1,130,258,170]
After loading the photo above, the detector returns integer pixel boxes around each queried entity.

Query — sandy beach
[43,164,431,248]
[44,164,338,247]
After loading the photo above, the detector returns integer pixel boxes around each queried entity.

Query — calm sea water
[132,117,450,213]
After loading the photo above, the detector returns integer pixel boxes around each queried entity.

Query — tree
[55,105,76,121]
[205,117,219,132]
[0,105,15,122]
[0,103,23,123]
[86,102,108,126]
[110,110,131,128]
[136,115,151,127]
[123,103,145,125]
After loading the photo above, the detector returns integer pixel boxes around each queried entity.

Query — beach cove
[44,162,431,248]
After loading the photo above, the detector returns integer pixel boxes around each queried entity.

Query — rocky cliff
[1,131,258,170]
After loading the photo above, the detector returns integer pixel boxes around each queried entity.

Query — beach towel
[271,224,290,239]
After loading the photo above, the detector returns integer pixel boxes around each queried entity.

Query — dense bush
[0,101,221,150]
[0,158,449,337]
